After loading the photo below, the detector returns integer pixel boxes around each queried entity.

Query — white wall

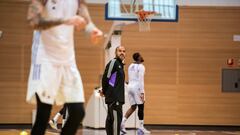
[86,0,240,6]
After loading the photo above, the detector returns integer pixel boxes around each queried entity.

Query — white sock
[53,113,61,122]
[122,117,127,125]
[139,120,144,128]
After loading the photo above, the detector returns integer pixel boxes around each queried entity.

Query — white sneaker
[49,119,58,130]
[120,124,127,134]
[138,127,151,134]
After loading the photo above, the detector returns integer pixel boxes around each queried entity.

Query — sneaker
[49,119,58,130]
[138,127,151,134]
[120,124,127,134]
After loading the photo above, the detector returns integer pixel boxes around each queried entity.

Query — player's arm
[78,0,103,44]
[139,65,145,101]
[27,0,86,30]
[27,0,65,30]
[101,59,116,95]
[101,64,110,95]
[139,65,145,93]
[77,0,92,25]
[140,93,144,102]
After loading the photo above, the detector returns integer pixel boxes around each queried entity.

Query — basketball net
[135,10,156,32]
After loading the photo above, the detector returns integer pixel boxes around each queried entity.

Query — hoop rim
[135,10,156,21]
[135,10,156,15]
[134,10,156,32]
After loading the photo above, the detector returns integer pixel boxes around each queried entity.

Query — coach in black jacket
[101,46,126,135]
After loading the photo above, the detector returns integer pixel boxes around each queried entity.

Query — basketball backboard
[105,0,178,22]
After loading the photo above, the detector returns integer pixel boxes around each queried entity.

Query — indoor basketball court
[0,0,240,135]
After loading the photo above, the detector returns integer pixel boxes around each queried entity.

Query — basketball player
[26,0,103,135]
[121,52,151,134]
[101,46,126,135]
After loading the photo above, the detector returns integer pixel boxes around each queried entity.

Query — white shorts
[26,62,85,105]
[127,84,144,105]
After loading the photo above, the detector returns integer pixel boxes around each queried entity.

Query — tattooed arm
[27,0,65,30]
[78,0,92,24]
[78,0,103,44]
[27,0,86,30]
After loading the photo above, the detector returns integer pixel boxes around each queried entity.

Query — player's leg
[61,104,68,127]
[61,104,68,128]
[115,103,123,135]
[60,104,67,116]
[60,103,85,135]
[28,62,61,134]
[106,102,122,135]
[121,88,137,133]
[31,94,52,135]
[106,103,114,135]
[49,104,67,130]
[124,105,137,119]
[58,65,85,135]
[121,105,137,133]
[137,104,150,134]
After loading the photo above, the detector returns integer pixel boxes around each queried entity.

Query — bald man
[101,46,126,135]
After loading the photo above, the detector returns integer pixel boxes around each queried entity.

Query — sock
[122,117,127,124]
[53,113,61,122]
[121,117,127,127]
[139,120,144,128]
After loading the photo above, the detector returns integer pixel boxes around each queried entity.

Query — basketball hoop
[135,10,156,32]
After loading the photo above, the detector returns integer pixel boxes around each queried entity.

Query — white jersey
[33,0,79,65]
[27,0,85,105]
[128,63,145,93]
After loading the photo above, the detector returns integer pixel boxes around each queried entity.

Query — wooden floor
[1,128,240,135]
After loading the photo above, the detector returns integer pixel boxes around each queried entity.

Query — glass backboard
[105,0,178,22]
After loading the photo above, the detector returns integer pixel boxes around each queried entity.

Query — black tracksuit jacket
[102,58,125,104]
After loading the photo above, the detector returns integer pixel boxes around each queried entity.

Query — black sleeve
[102,59,118,95]
[102,63,110,95]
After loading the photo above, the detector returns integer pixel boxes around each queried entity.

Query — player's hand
[90,28,103,45]
[99,89,105,97]
[64,15,86,30]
